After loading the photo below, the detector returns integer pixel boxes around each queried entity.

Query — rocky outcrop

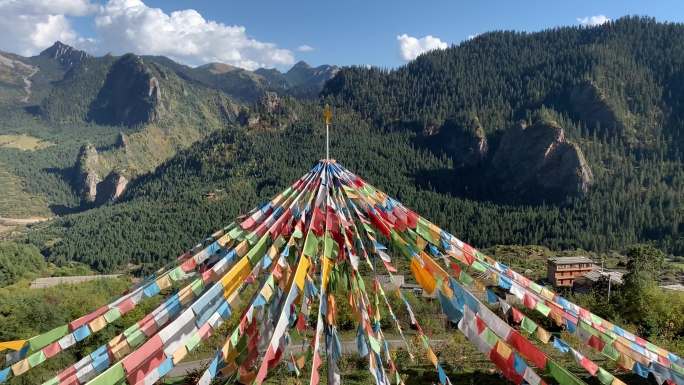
[76,144,101,202]
[433,115,488,168]
[76,144,129,204]
[491,120,593,200]
[96,173,128,203]
[260,92,282,114]
[88,54,163,126]
[569,80,624,137]
[116,132,129,151]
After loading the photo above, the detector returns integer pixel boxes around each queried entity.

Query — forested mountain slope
[7,16,684,272]
[0,42,340,217]
[30,100,682,272]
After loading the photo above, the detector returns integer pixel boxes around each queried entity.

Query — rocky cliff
[76,144,129,204]
[88,54,163,126]
[491,120,593,200]
[431,115,488,168]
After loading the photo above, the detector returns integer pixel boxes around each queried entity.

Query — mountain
[21,17,681,273]
[0,43,340,217]
[0,17,679,273]
[38,41,90,70]
[323,16,683,200]
[0,44,243,214]
[285,60,339,89]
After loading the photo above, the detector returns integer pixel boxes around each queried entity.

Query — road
[168,338,446,377]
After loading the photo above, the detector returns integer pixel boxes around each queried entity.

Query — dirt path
[168,339,446,377]
[0,216,52,226]
[0,216,52,235]
[20,67,39,103]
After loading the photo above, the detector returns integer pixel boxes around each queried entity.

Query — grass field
[0,160,52,217]
[0,134,53,151]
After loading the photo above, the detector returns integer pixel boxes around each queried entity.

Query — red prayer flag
[507,331,547,369]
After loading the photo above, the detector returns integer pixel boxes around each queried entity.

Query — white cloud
[297,45,314,52]
[0,0,95,55]
[397,34,447,61]
[93,0,294,70]
[467,33,480,41]
[577,15,610,27]
[0,0,295,70]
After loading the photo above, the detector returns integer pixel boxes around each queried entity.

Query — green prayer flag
[185,331,201,351]
[28,325,69,352]
[191,279,204,297]
[597,367,614,385]
[169,266,184,281]
[302,231,319,257]
[245,231,260,245]
[43,376,59,385]
[27,350,46,367]
[521,317,538,334]
[104,308,121,323]
[578,320,597,336]
[126,329,145,348]
[368,336,381,353]
[123,323,139,337]
[88,362,125,385]
[601,343,620,361]
[470,260,487,273]
[529,281,543,294]
[459,271,474,286]
[482,328,498,348]
[227,227,244,240]
[323,232,337,259]
[535,301,551,317]
[292,227,303,239]
[546,360,586,385]
[246,235,270,266]
[362,223,375,236]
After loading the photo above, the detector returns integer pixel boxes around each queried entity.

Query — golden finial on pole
[324,104,332,161]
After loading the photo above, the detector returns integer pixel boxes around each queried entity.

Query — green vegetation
[0,241,46,287]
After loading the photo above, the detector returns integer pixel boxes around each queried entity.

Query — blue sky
[2,0,684,70]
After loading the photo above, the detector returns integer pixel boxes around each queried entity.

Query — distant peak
[40,41,73,56]
[198,62,240,74]
[291,60,311,70]
[39,41,89,68]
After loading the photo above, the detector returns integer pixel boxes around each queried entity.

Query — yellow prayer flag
[156,275,172,291]
[89,316,108,333]
[293,256,311,290]
[111,340,131,361]
[178,286,195,306]
[234,240,250,257]
[172,346,188,365]
[536,327,552,344]
[217,233,231,247]
[0,340,26,352]
[410,258,436,295]
[427,348,438,365]
[11,359,30,376]
[496,341,513,359]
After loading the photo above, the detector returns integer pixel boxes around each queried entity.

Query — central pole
[324,104,332,161]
